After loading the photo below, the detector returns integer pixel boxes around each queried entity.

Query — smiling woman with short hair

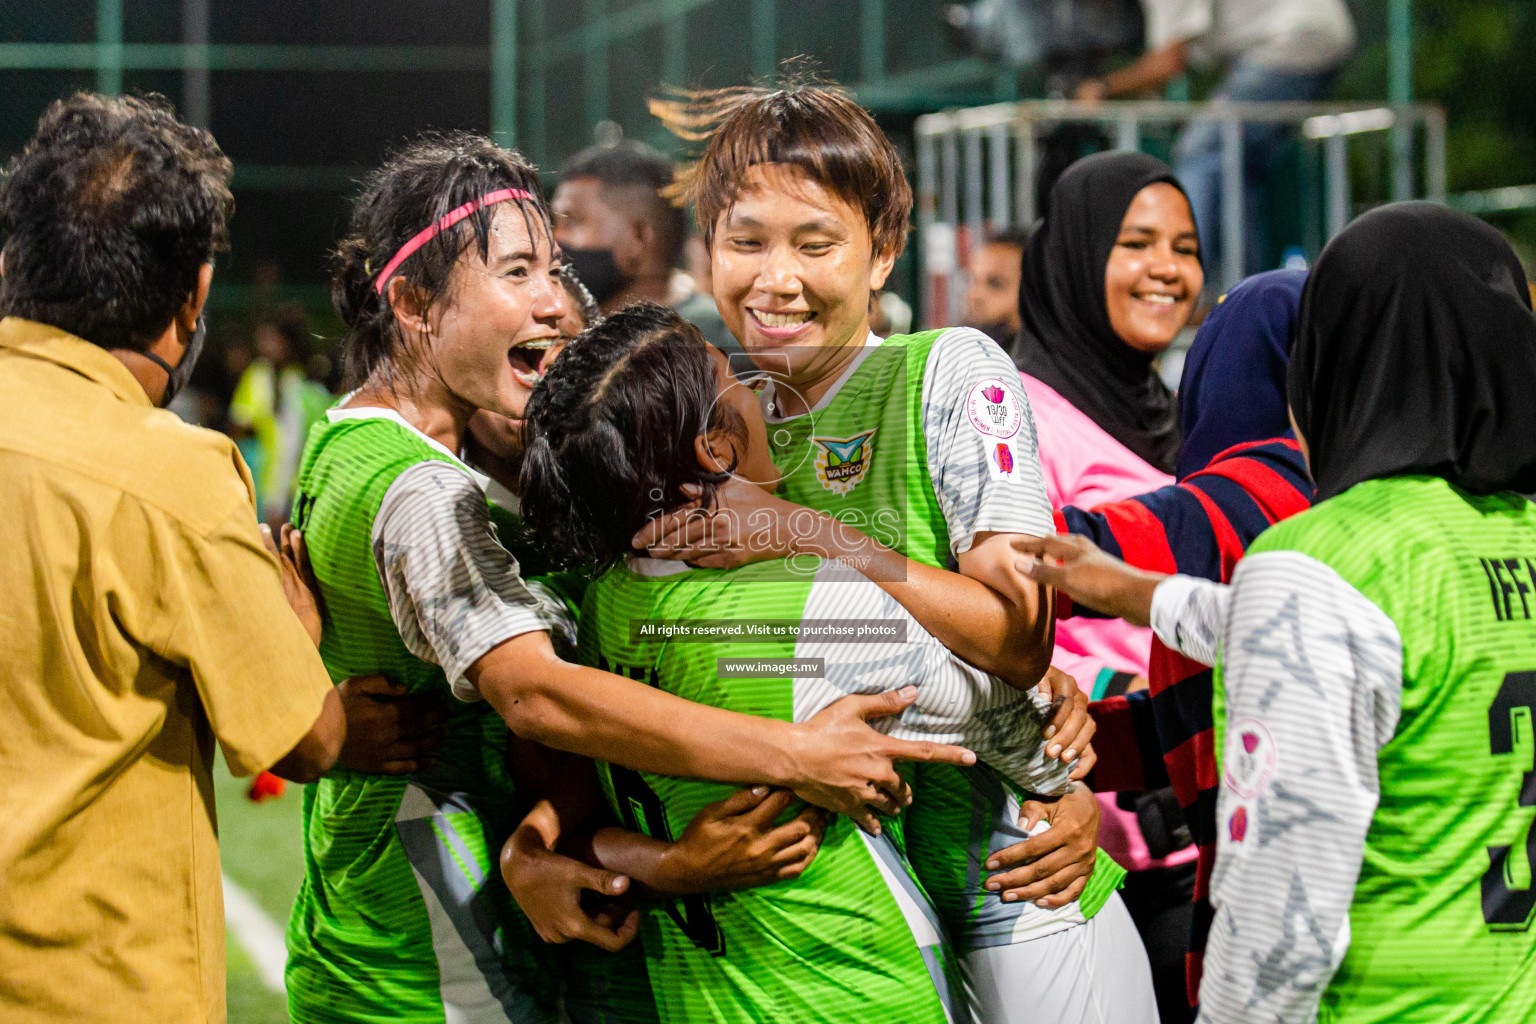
[282,131,977,1024]
[643,79,1147,1024]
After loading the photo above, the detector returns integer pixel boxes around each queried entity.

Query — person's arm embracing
[376,460,976,833]
[257,524,347,781]
[269,692,345,783]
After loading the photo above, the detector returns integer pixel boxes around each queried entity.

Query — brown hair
[650,79,912,258]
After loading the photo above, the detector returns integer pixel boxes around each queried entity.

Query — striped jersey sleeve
[793,560,1071,796]
[1198,550,1402,1024]
[1066,439,1316,1009]
[921,327,1054,555]
[1150,574,1231,667]
[371,460,561,701]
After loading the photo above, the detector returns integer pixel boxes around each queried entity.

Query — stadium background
[3,3,1536,1020]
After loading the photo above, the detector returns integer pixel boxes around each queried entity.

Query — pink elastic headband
[373,188,536,295]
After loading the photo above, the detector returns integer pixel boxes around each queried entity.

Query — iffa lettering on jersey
[1479,557,1536,622]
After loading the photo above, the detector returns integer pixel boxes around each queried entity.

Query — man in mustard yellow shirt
[0,94,343,1024]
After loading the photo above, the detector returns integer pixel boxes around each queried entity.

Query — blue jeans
[1174,60,1336,282]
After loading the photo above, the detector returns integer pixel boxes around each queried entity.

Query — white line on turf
[222,873,287,993]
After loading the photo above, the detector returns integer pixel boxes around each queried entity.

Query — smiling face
[423,204,570,420]
[711,164,896,391]
[1103,182,1203,354]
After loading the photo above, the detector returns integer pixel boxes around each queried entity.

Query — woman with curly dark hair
[518,302,1150,1024]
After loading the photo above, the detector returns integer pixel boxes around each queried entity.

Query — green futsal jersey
[283,409,653,1024]
[1208,477,1536,1023]
[580,555,973,1024]
[762,328,1125,948]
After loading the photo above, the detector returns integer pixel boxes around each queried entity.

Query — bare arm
[502,754,822,945]
[1078,42,1190,100]
[257,523,345,782]
[635,483,1093,765]
[1014,532,1166,627]
[586,787,826,895]
[268,687,346,783]
[469,634,974,835]
[637,482,1053,688]
[815,521,1055,689]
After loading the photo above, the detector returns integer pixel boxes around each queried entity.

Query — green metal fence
[0,1,1022,296]
[0,1,1011,186]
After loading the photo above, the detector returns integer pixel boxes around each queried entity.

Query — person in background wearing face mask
[552,139,740,358]
[965,227,1029,346]
[0,93,344,1024]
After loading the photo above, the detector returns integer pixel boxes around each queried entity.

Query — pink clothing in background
[1020,372,1197,873]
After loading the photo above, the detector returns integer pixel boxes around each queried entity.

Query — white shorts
[961,892,1159,1024]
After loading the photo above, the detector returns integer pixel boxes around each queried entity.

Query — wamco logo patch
[811,430,877,495]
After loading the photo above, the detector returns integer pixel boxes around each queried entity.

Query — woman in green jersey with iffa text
[283,134,977,1024]
[1026,205,1536,1022]
[636,81,1153,1022]
[1185,206,1536,1022]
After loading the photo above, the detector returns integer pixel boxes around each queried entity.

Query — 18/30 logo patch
[966,378,1023,439]
[811,429,877,495]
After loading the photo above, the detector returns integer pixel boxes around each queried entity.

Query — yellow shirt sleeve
[161,497,335,776]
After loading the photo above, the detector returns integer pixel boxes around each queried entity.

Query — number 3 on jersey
[1484,670,1536,930]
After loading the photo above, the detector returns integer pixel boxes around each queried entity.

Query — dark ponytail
[520,302,745,569]
[332,132,551,388]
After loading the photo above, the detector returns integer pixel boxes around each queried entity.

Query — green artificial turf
[215,758,305,1023]
[225,933,289,1024]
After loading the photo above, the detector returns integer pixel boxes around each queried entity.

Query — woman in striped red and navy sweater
[1049,270,1314,1016]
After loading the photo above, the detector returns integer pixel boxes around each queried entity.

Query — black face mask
[143,314,207,407]
[561,247,627,306]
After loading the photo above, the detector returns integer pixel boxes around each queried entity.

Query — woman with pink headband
[280,133,976,1024]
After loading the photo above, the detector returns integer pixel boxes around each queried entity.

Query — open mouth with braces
[508,337,557,388]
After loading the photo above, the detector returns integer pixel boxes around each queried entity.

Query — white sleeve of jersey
[920,328,1055,557]
[1197,551,1403,1024]
[1150,573,1233,667]
[793,560,1072,796]
[372,460,558,702]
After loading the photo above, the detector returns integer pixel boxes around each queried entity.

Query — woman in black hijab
[1289,202,1536,500]
[1197,202,1536,1021]
[1012,152,1206,1021]
[1013,151,1203,476]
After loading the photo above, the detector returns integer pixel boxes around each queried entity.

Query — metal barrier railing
[914,99,1447,326]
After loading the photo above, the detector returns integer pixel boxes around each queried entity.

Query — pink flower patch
[965,378,1023,439]
[1223,718,1278,801]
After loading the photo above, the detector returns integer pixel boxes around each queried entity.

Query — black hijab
[1012,151,1197,475]
[1290,202,1536,501]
